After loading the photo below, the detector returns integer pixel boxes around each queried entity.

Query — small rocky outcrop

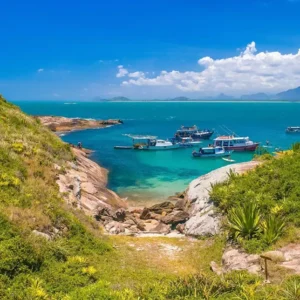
[184,161,260,237]
[37,116,123,132]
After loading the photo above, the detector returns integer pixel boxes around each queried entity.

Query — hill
[240,92,270,100]
[275,86,300,101]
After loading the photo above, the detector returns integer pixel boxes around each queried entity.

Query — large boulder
[185,161,260,237]
[148,202,175,214]
[150,222,171,234]
[162,210,189,225]
[140,208,151,220]
[185,210,220,236]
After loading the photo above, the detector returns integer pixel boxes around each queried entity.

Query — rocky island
[36,115,123,132]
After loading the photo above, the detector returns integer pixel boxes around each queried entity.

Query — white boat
[127,135,180,150]
[192,146,232,158]
[177,137,202,147]
[286,126,300,133]
[214,136,259,152]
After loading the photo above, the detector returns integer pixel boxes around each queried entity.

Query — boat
[127,135,180,150]
[286,126,300,133]
[175,125,214,140]
[192,146,232,158]
[176,137,202,148]
[213,135,259,151]
[114,146,133,150]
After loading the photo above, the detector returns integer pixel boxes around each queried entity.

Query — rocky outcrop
[57,148,126,214]
[184,161,261,237]
[37,116,123,132]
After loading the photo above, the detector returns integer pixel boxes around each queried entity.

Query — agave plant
[227,202,261,240]
[262,215,285,245]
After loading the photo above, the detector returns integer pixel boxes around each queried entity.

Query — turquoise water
[15,101,300,204]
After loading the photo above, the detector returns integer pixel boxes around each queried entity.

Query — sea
[15,101,300,205]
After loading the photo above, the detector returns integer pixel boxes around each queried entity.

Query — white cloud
[37,68,44,73]
[120,42,300,95]
[116,65,129,78]
[53,93,60,97]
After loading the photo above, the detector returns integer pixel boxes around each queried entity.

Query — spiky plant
[262,215,285,245]
[227,202,261,240]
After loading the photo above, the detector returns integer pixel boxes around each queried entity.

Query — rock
[57,147,126,215]
[136,221,146,231]
[140,208,151,220]
[114,208,126,221]
[150,222,171,234]
[174,198,187,210]
[222,248,261,274]
[185,161,261,237]
[105,221,125,234]
[176,223,185,234]
[162,210,189,225]
[279,243,300,273]
[210,261,223,276]
[150,212,162,221]
[32,230,51,240]
[148,202,175,214]
[123,219,136,226]
[185,210,220,236]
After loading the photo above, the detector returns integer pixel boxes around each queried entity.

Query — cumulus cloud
[116,65,129,78]
[37,68,44,73]
[120,42,300,95]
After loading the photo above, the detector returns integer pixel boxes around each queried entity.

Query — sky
[1,0,300,100]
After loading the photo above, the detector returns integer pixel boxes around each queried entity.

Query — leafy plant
[227,202,261,240]
[262,215,285,245]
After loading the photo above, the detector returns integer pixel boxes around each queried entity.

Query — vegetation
[1,94,300,299]
[211,145,300,252]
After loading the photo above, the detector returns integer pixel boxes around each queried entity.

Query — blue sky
[1,0,300,100]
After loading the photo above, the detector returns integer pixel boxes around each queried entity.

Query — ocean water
[15,101,300,205]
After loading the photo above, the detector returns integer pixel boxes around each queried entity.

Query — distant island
[93,86,300,102]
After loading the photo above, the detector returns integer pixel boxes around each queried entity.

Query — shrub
[262,215,285,245]
[227,202,261,240]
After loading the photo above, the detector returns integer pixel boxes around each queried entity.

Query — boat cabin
[214,136,250,147]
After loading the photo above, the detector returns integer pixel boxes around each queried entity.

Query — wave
[64,102,77,105]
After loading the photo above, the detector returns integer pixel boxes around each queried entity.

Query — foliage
[262,215,285,245]
[227,201,261,240]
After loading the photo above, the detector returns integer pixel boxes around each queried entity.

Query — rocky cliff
[56,147,126,214]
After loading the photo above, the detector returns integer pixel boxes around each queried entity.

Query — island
[36,115,123,132]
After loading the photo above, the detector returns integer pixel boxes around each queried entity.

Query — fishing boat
[177,137,202,148]
[175,125,214,140]
[213,136,259,151]
[127,135,180,150]
[286,126,300,133]
[192,146,232,158]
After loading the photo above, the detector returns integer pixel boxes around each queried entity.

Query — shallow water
[16,101,300,203]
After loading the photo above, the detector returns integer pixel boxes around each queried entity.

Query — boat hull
[192,131,214,140]
[140,145,180,150]
[192,150,232,158]
[223,143,259,152]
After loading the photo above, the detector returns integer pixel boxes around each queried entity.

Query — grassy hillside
[1,95,300,299]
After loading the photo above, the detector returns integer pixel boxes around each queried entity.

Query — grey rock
[148,202,175,214]
[210,261,223,275]
[32,230,51,240]
[105,221,125,234]
[162,210,189,225]
[174,198,187,210]
[185,210,220,236]
[140,208,151,220]
[150,222,171,234]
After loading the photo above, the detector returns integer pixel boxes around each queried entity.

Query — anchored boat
[175,125,214,140]
[286,126,300,133]
[127,135,180,150]
[213,136,259,151]
[192,146,232,158]
[177,137,202,148]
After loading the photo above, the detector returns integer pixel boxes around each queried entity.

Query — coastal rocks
[37,116,123,132]
[184,161,261,237]
[148,202,175,214]
[185,210,220,236]
[56,148,126,214]
[161,210,189,225]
